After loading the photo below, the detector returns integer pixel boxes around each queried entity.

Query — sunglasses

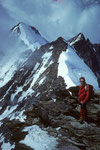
[80,80,85,82]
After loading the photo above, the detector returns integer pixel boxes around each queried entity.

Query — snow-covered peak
[58,45,99,90]
[11,22,48,49]
[0,23,49,88]
[68,33,85,46]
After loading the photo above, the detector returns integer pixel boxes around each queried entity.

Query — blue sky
[0,0,100,43]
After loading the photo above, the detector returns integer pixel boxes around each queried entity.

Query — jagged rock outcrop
[1,89,100,150]
[68,33,100,78]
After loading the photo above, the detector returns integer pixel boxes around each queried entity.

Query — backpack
[85,84,94,99]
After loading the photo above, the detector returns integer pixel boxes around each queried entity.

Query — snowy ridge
[0,53,31,88]
[10,51,53,106]
[68,33,100,77]
[0,50,54,122]
[58,46,99,89]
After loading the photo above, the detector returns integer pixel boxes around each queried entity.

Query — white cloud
[0,4,20,54]
[77,4,100,42]
[1,0,100,43]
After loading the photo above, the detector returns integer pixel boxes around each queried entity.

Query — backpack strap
[85,85,89,91]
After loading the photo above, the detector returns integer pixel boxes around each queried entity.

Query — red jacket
[78,84,90,104]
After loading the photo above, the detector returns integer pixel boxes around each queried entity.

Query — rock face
[0,28,100,149]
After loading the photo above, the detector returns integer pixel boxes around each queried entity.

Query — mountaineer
[78,77,93,124]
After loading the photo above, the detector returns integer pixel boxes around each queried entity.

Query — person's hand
[80,101,84,104]
[80,102,85,108]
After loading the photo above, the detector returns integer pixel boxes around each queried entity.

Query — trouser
[80,104,87,120]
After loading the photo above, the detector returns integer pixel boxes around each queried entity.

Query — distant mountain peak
[11,22,21,33]
[11,22,48,49]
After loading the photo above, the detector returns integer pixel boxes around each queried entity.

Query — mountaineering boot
[79,118,84,124]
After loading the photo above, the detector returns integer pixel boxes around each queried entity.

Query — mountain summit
[11,22,48,49]
[0,23,48,89]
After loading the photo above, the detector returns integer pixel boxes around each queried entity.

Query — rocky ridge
[1,89,100,150]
